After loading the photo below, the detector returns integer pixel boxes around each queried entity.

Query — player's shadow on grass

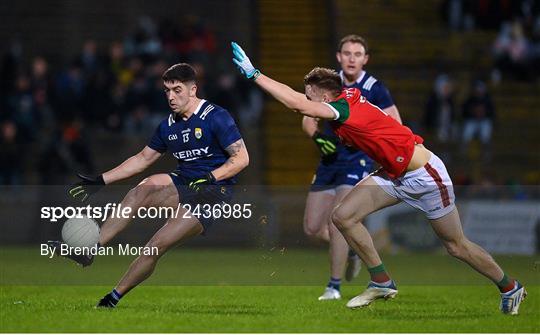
[362,307,492,320]
[181,303,274,316]
[342,296,493,319]
[123,303,274,316]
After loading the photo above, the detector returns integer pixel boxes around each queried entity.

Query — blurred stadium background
[1,0,539,256]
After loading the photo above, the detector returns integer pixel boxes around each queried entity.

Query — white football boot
[346,281,398,308]
[318,287,342,301]
[500,281,527,315]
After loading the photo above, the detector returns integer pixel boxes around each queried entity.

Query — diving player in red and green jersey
[232,42,526,314]
[302,35,403,301]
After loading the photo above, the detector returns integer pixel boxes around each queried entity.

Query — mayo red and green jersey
[325,88,423,179]
[147,99,242,184]
[320,71,394,165]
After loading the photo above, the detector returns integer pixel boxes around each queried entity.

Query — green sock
[368,263,391,283]
[497,274,511,287]
[497,274,515,293]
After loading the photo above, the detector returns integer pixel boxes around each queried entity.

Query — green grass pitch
[1,247,539,332]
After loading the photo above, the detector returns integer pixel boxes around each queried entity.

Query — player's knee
[331,206,355,231]
[303,225,319,237]
[444,239,467,259]
[303,218,322,237]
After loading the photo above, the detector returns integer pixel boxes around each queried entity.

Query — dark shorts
[168,172,233,233]
[310,158,373,192]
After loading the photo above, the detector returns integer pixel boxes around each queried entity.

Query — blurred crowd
[440,0,539,31]
[440,0,540,81]
[423,72,537,194]
[491,19,540,82]
[0,16,262,185]
[423,75,496,162]
[0,7,536,189]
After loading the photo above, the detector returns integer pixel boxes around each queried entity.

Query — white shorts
[372,154,456,219]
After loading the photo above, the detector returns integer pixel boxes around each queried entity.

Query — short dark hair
[162,63,197,84]
[338,34,369,54]
[304,67,342,97]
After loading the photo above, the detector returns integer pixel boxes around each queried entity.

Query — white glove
[231,41,260,79]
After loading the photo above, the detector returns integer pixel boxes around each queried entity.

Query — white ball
[61,216,100,248]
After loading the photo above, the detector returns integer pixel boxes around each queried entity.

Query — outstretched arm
[254,73,335,119]
[69,146,162,202]
[102,146,162,184]
[231,42,335,120]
